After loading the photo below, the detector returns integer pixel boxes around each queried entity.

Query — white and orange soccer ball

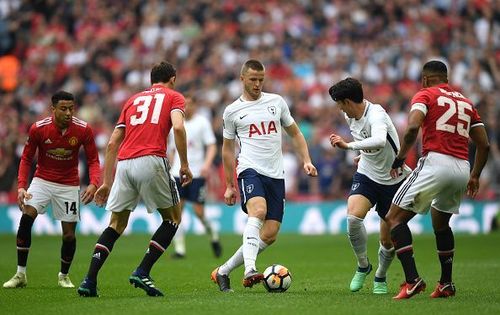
[262,264,292,292]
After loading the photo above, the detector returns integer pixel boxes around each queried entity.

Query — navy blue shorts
[175,177,206,204]
[238,168,285,222]
[349,172,404,219]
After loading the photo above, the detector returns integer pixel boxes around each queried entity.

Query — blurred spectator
[0,0,498,202]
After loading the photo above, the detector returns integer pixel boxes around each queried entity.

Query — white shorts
[25,177,80,222]
[392,151,470,214]
[106,155,179,213]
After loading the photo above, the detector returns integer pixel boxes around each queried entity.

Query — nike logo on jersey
[44,139,52,144]
[239,114,248,119]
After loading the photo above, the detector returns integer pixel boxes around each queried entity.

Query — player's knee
[22,205,38,219]
[110,221,128,234]
[260,233,277,245]
[62,232,75,242]
[379,238,393,249]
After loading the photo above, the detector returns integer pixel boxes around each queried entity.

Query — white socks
[375,243,395,279]
[173,226,186,255]
[242,217,263,275]
[219,221,268,276]
[173,217,219,255]
[199,216,219,242]
[347,215,368,268]
[218,240,268,276]
[17,266,26,274]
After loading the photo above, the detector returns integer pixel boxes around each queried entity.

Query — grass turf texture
[1,233,499,315]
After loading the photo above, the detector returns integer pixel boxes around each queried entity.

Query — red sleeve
[470,106,483,127]
[171,92,185,113]
[18,125,39,189]
[410,89,431,108]
[83,126,101,186]
[116,99,130,127]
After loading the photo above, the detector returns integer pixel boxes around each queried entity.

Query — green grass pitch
[1,233,499,314]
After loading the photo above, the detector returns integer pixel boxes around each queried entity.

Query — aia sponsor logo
[249,121,277,137]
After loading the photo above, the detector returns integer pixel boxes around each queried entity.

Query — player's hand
[303,162,318,177]
[329,134,348,150]
[466,176,480,199]
[390,156,405,179]
[179,166,193,187]
[353,155,361,167]
[17,188,32,211]
[94,184,111,207]
[81,184,97,205]
[224,186,237,206]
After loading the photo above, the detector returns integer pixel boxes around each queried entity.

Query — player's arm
[17,126,38,209]
[284,122,317,177]
[81,127,101,204]
[222,137,238,205]
[330,121,387,151]
[201,143,217,177]
[94,127,124,206]
[166,133,176,164]
[172,110,192,186]
[467,125,490,198]
[391,109,425,177]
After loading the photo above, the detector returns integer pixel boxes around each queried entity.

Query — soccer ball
[262,264,292,292]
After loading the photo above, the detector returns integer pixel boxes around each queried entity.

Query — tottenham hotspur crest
[246,184,254,194]
[268,106,276,115]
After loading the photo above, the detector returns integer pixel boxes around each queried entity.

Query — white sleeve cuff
[410,103,428,115]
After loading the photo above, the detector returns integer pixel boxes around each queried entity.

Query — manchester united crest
[68,136,78,146]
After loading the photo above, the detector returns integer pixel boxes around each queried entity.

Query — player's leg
[192,178,222,258]
[242,196,266,280]
[78,211,129,297]
[430,208,456,298]
[58,221,77,288]
[172,198,187,258]
[51,184,80,288]
[129,156,182,296]
[385,204,424,299]
[241,174,284,288]
[3,206,37,289]
[213,227,268,292]
[387,156,439,299]
[4,178,51,289]
[429,158,468,298]
[373,219,395,294]
[372,180,399,294]
[193,202,222,258]
[346,194,372,292]
[129,204,180,297]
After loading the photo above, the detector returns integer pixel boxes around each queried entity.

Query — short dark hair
[151,61,176,84]
[328,77,363,103]
[422,60,448,76]
[241,59,265,75]
[51,91,74,106]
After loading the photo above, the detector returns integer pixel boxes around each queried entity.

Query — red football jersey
[410,83,483,160]
[116,84,185,160]
[18,116,100,189]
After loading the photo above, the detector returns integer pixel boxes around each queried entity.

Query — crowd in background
[0,0,499,203]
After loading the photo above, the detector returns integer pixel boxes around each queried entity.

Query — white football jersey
[223,92,295,179]
[345,99,411,185]
[170,114,216,178]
